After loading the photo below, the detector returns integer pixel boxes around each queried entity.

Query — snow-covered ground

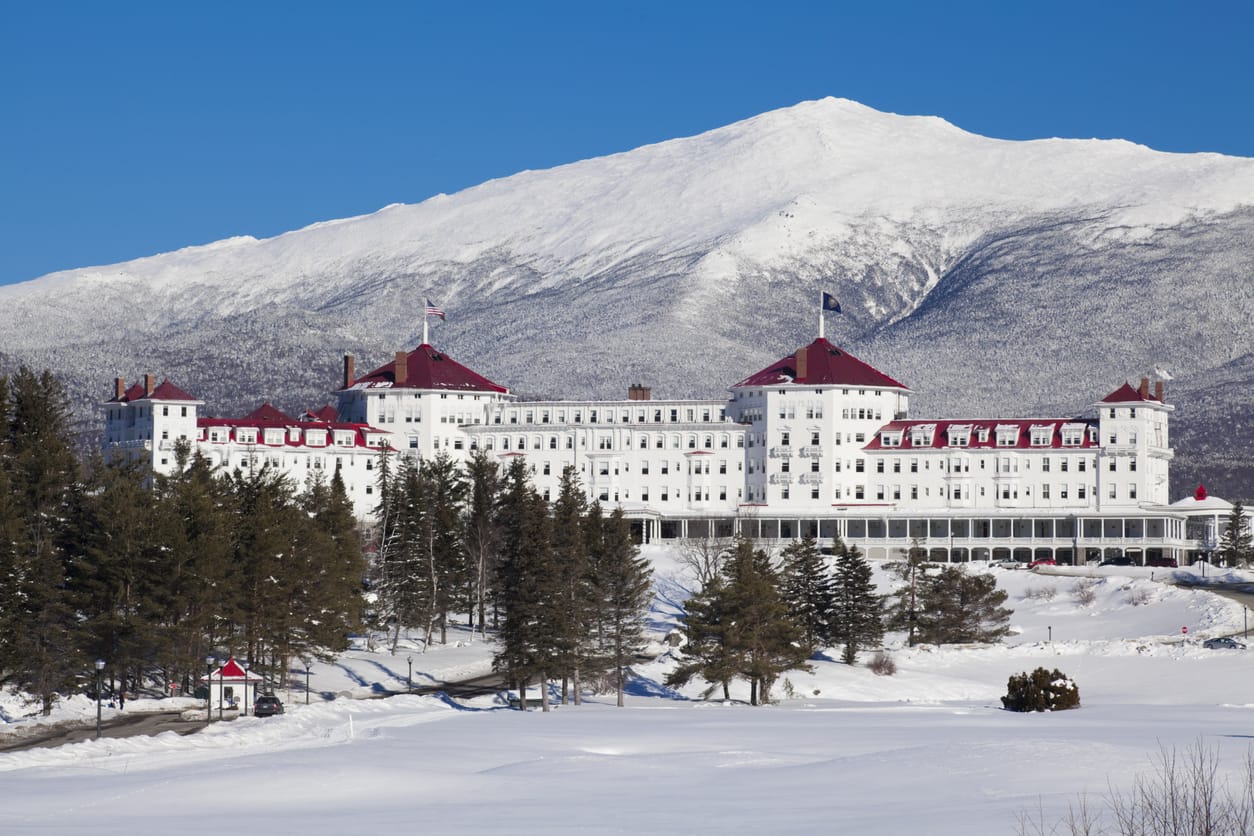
[3,547,1254,835]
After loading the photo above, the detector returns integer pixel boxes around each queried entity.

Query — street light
[205,656,215,721]
[407,655,413,692]
[94,659,106,739]
[219,659,225,721]
[304,659,311,705]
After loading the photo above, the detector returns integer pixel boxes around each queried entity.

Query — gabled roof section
[1101,382,1161,404]
[110,379,199,403]
[732,338,908,390]
[243,402,295,423]
[348,344,508,394]
[303,405,340,422]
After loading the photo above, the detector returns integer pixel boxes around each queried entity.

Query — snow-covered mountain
[2,97,1252,495]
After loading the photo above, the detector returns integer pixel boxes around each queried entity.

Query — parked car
[1027,558,1057,569]
[1202,637,1246,650]
[1099,556,1135,567]
[254,694,285,716]
[991,558,1024,569]
[1146,557,1178,568]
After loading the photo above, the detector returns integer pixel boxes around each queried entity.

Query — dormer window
[1029,425,1053,447]
[237,429,257,445]
[880,431,903,447]
[976,427,990,443]
[909,424,936,447]
[995,425,1019,447]
[1061,423,1085,446]
[947,424,971,446]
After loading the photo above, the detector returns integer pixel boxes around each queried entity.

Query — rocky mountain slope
[2,98,1251,496]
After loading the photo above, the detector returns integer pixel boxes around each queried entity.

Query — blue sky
[2,1,1250,286]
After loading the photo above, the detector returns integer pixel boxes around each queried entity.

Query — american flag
[425,298,446,320]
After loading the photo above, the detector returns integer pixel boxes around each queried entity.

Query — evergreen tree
[593,508,653,707]
[422,453,469,645]
[550,467,589,703]
[665,573,736,700]
[721,537,811,705]
[777,536,834,648]
[461,450,501,638]
[297,470,366,655]
[1218,501,1253,567]
[885,538,930,646]
[0,368,83,713]
[829,543,883,665]
[493,457,561,710]
[914,566,1012,645]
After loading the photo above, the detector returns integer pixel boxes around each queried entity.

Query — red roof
[1100,382,1162,404]
[201,656,262,682]
[109,378,199,403]
[349,344,508,394]
[197,416,387,450]
[733,338,907,389]
[863,418,1098,451]
[304,405,340,422]
[243,402,295,422]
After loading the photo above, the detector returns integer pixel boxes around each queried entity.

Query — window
[1042,458,1050,472]
[1129,484,1137,499]
[893,460,901,473]
[1109,458,1117,472]
[781,431,790,447]
[542,463,551,475]
[1042,484,1050,499]
[1109,484,1117,499]
[855,460,865,473]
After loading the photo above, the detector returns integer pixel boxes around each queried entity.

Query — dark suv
[254,694,284,717]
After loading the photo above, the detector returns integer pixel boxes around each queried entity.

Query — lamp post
[205,656,214,721]
[304,659,311,705]
[219,659,225,721]
[241,659,250,716]
[407,655,413,692]
[94,659,106,739]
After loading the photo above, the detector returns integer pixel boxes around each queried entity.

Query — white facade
[104,337,1216,564]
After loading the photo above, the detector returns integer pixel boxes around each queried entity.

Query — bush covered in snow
[1001,667,1080,712]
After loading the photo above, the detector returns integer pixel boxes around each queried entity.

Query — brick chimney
[343,354,355,389]
[114,377,125,400]
[628,383,651,401]
[1154,380,1164,402]
[1138,377,1149,399]
[795,344,808,381]
[395,351,407,386]
[143,373,155,397]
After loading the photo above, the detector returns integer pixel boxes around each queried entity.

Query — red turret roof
[108,378,199,403]
[348,344,508,393]
[1100,382,1162,404]
[243,402,295,423]
[733,338,907,390]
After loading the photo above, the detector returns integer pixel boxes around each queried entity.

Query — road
[0,672,508,753]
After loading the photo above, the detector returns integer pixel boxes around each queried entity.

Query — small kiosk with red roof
[202,657,265,716]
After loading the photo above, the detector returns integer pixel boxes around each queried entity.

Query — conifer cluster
[668,535,884,704]
[0,368,365,713]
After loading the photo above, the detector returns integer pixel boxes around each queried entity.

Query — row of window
[471,433,745,452]
[494,405,727,426]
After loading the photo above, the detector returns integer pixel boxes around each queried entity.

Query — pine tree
[914,566,1012,645]
[829,543,883,665]
[298,470,366,655]
[0,368,84,714]
[550,467,589,703]
[665,573,736,700]
[593,508,653,707]
[721,537,811,705]
[777,536,834,649]
[1218,501,1253,567]
[493,457,561,710]
[461,450,501,638]
[422,453,469,645]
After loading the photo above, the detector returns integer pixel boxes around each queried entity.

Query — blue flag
[822,292,842,313]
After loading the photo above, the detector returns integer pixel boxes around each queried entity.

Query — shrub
[1001,667,1080,712]
[1125,585,1151,606]
[868,652,896,676]
[1022,585,1056,601]
[1072,579,1099,606]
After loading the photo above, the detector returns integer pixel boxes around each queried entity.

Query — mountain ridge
[2,97,1252,496]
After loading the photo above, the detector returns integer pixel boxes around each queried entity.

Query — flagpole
[422,311,429,347]
[818,291,825,340]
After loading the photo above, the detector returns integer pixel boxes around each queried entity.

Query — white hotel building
[103,334,1223,565]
